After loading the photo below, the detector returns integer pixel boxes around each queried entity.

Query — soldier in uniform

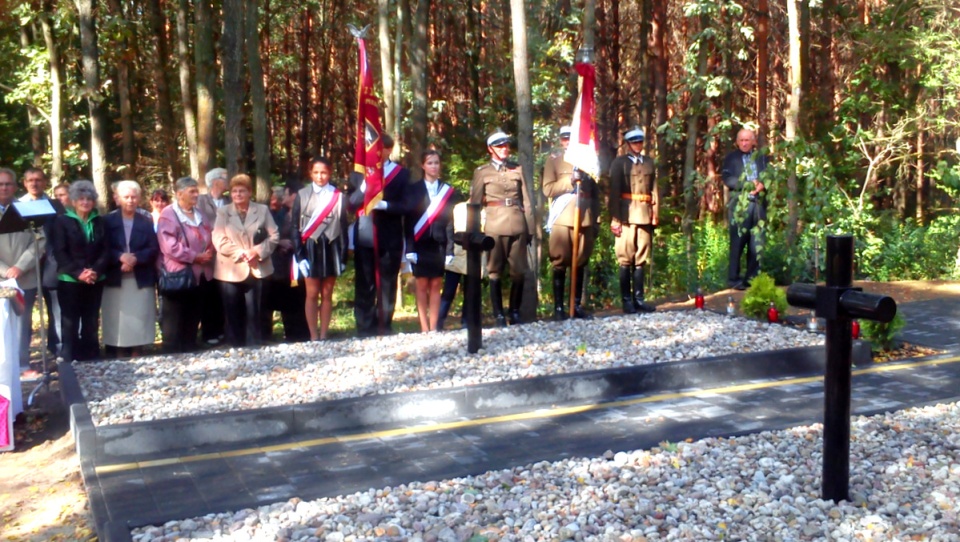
[608,127,658,313]
[469,131,534,326]
[542,126,600,320]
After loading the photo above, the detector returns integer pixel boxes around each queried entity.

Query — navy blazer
[103,211,160,288]
[406,180,458,256]
[347,164,418,252]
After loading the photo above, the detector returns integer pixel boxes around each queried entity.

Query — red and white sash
[413,183,453,241]
[301,191,340,243]
[291,190,340,284]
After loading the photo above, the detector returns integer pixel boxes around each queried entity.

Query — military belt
[621,193,653,203]
[484,198,521,208]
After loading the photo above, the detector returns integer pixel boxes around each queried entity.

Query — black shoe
[508,277,524,325]
[573,305,592,319]
[733,281,748,291]
[553,307,569,321]
[552,268,567,322]
[494,314,507,327]
[635,301,657,313]
[508,310,521,325]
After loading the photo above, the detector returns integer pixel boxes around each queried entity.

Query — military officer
[469,131,534,326]
[608,127,658,313]
[543,126,600,320]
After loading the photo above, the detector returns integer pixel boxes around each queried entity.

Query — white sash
[544,193,575,233]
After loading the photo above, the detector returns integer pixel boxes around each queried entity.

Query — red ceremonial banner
[352,36,385,216]
[564,62,600,179]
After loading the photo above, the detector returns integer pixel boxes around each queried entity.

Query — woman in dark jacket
[102,180,159,358]
[53,180,110,362]
[405,150,459,332]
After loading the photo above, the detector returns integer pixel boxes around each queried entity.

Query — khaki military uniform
[469,161,533,280]
[609,154,658,266]
[542,153,600,268]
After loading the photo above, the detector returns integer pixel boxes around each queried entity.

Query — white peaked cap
[486,131,511,147]
[623,128,644,142]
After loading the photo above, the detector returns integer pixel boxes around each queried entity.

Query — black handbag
[158,267,195,293]
[159,213,197,294]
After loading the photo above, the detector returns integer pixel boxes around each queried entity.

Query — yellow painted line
[94,353,960,476]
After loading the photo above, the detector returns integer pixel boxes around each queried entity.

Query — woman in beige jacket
[213,174,279,346]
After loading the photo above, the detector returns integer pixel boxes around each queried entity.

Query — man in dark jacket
[347,134,416,336]
[721,128,769,290]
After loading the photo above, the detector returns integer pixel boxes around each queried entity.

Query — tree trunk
[222,0,245,178]
[38,6,62,181]
[916,125,926,223]
[756,0,769,141]
[395,0,408,159]
[246,0,271,202]
[682,14,709,241]
[297,8,310,175]
[177,0,199,181]
[409,0,429,179]
[652,0,668,183]
[816,0,835,138]
[509,0,537,321]
[145,0,181,185]
[20,25,44,167]
[75,0,110,208]
[785,0,802,244]
[106,0,135,170]
[195,0,217,187]
[378,0,396,138]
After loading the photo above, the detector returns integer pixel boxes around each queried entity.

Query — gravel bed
[131,400,960,541]
[75,311,822,426]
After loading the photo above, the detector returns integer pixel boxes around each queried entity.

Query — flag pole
[569,175,581,318]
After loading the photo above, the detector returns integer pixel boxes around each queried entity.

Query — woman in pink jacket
[157,177,215,353]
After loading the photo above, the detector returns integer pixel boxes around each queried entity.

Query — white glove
[406,253,418,264]
[374,200,388,211]
[445,255,454,266]
[359,180,367,193]
[340,263,347,273]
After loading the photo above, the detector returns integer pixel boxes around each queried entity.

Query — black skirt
[303,236,344,279]
[412,238,446,278]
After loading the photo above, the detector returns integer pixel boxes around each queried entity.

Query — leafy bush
[860,313,906,352]
[740,272,787,320]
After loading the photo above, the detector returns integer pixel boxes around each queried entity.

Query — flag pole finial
[347,24,372,39]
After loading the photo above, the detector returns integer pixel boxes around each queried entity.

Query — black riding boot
[508,277,524,325]
[490,279,507,327]
[633,266,656,313]
[573,266,592,319]
[620,266,636,314]
[552,268,567,321]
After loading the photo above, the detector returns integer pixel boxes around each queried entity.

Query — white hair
[115,180,141,196]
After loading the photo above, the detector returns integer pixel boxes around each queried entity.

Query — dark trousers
[260,278,309,342]
[354,245,402,336]
[58,281,104,362]
[437,270,465,328]
[201,278,225,342]
[161,279,206,354]
[728,202,764,283]
[220,277,262,347]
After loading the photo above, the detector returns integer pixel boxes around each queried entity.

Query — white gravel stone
[132,401,960,540]
[75,312,822,426]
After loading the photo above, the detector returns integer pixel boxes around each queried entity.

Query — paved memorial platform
[60,303,960,542]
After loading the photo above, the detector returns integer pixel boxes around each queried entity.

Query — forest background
[1,0,959,311]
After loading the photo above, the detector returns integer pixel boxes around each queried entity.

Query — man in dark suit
[347,134,416,336]
[195,167,229,344]
[721,128,769,290]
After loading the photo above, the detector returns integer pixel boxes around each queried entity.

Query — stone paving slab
[84,353,960,541]
[898,298,960,350]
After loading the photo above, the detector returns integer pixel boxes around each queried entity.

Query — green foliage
[860,313,906,352]
[740,273,787,320]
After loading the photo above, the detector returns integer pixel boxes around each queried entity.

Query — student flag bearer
[346,24,414,336]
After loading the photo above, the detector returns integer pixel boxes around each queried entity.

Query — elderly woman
[52,180,109,362]
[157,177,215,353]
[213,174,278,347]
[101,181,159,358]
